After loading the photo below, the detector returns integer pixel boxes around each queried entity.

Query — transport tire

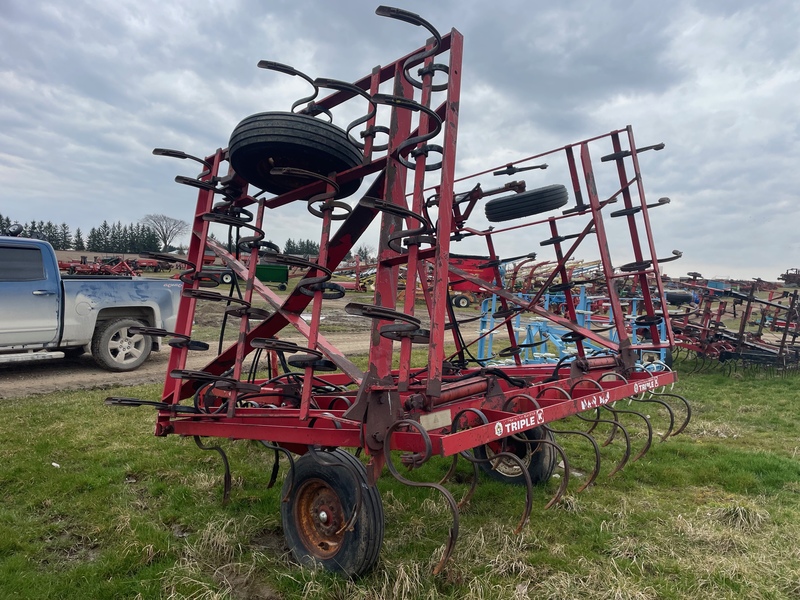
[484,184,569,222]
[91,318,152,372]
[473,426,557,485]
[665,291,693,306]
[452,294,470,308]
[229,112,364,198]
[281,450,384,577]
[220,271,234,285]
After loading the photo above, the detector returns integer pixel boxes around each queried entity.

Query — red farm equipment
[109,6,692,577]
[62,256,141,276]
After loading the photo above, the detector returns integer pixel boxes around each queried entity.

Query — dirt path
[0,331,376,400]
[0,295,480,400]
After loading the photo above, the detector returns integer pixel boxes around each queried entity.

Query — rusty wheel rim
[294,478,345,560]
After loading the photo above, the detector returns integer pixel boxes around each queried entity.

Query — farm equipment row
[671,284,800,375]
[57,256,175,275]
[109,6,693,577]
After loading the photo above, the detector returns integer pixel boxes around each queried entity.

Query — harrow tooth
[194,436,232,505]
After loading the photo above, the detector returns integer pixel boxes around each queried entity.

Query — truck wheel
[473,426,557,485]
[91,318,152,372]
[484,184,569,222]
[452,294,471,308]
[281,449,384,577]
[229,112,364,198]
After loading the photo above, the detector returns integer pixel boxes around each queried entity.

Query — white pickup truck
[0,234,183,372]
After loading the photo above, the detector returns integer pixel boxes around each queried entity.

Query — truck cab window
[0,246,46,281]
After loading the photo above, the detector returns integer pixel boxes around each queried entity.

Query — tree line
[283,238,321,256]
[0,213,161,253]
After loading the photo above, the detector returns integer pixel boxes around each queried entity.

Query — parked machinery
[110,6,692,577]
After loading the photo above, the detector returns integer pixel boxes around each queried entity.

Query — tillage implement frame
[110,6,691,577]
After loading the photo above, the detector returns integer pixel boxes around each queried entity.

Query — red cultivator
[672,283,800,375]
[109,6,692,576]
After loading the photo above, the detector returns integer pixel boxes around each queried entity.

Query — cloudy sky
[2,0,798,281]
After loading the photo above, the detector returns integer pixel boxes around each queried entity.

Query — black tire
[484,184,569,223]
[220,272,234,285]
[229,112,364,198]
[663,348,674,369]
[62,347,86,359]
[91,318,152,372]
[665,291,693,306]
[278,282,288,291]
[281,449,384,577]
[473,426,557,485]
[452,294,470,309]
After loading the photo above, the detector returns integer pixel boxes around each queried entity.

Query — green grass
[2,361,800,599]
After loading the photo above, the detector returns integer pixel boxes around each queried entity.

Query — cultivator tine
[384,420,459,575]
[535,439,570,510]
[485,451,534,531]
[444,408,490,509]
[439,454,480,509]
[503,392,598,497]
[605,405,653,462]
[545,425,601,492]
[651,392,692,435]
[632,396,675,440]
[574,412,631,476]
[308,446,362,535]
[258,441,296,500]
[452,408,535,527]
[582,407,602,436]
[193,436,232,504]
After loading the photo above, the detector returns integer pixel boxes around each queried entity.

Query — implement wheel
[484,184,569,222]
[229,112,363,198]
[281,450,384,577]
[452,294,470,308]
[473,426,557,485]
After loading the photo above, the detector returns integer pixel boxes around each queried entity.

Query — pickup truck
[0,234,183,372]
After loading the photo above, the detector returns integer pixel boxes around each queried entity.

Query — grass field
[1,361,800,599]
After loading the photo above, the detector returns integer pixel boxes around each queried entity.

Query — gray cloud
[1,0,798,280]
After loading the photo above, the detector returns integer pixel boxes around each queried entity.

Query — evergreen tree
[98,221,111,253]
[109,221,122,252]
[74,228,85,251]
[42,221,59,248]
[59,223,72,250]
[87,227,100,252]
